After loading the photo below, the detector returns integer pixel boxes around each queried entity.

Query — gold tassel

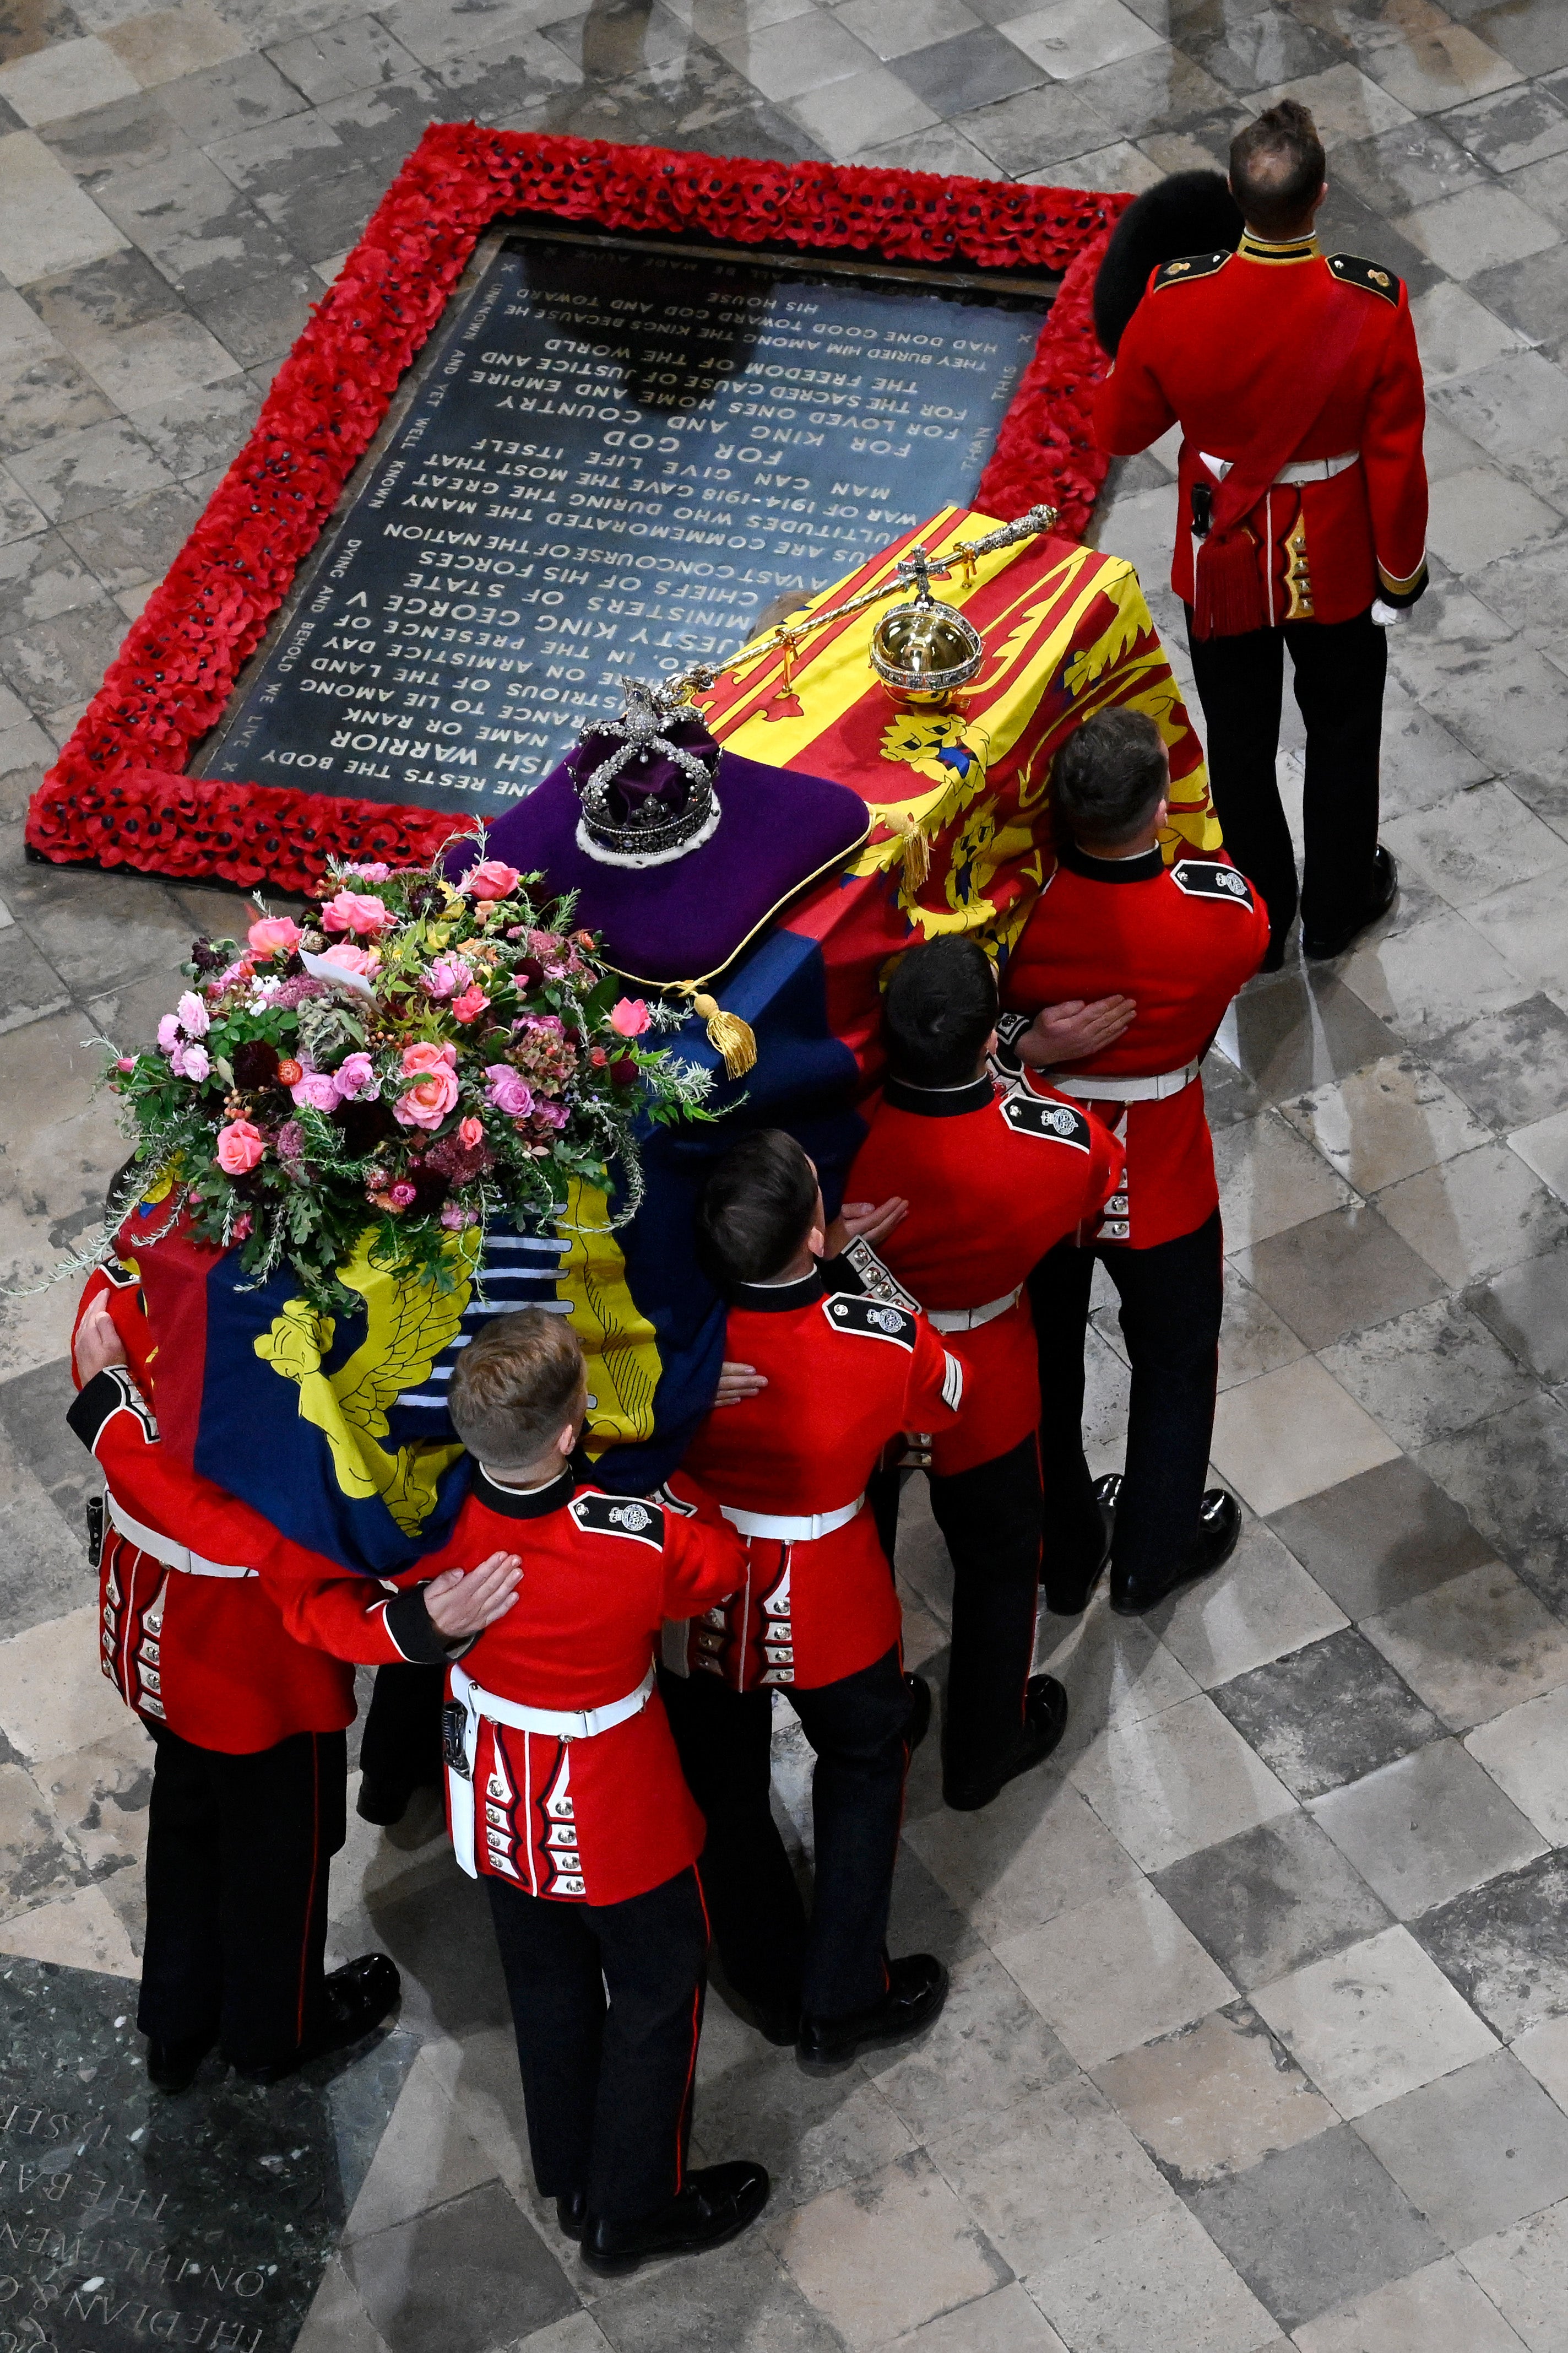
[899,812,931,892]
[691,991,757,1079]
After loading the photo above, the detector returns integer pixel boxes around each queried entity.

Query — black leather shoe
[905,1672,932,1754]
[580,2161,769,2275]
[797,1954,947,2070]
[1042,1473,1120,1614]
[1303,846,1397,960]
[233,1953,402,2084]
[556,2190,587,2240]
[746,1993,801,2047]
[943,1675,1069,1813]
[147,2033,213,2094]
[1110,1490,1243,1617]
[1259,928,1290,973]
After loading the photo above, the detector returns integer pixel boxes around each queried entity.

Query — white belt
[450,1660,654,1744]
[721,1495,864,1543]
[1200,448,1359,487]
[1049,1060,1200,1104]
[106,1491,256,1580]
[928,1288,1022,1333]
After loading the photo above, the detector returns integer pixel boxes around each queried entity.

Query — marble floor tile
[1028,2198,1281,2353]
[1280,1053,1491,1194]
[1152,1809,1393,1992]
[997,1878,1234,2068]
[0,1875,139,1967]
[1039,1593,1201,1739]
[1068,1691,1297,1874]
[1383,778,1568,910]
[1208,1627,1443,1802]
[0,32,139,122]
[766,2148,1008,2350]
[1354,2047,1568,2252]
[1252,1924,1499,2117]
[1209,1356,1401,1518]
[903,1766,1141,1947]
[1429,463,1564,572]
[1339,908,1526,1051]
[1412,1851,1568,2041]
[0,1602,127,1763]
[1397,182,1556,279]
[1319,1296,1536,1451]
[1152,1517,1346,1690]
[1002,0,1165,83]
[712,7,873,95]
[1291,2253,1533,2352]
[1364,1557,1568,1730]
[1509,1104,1568,1204]
[1308,1737,1545,1919]
[1267,1453,1496,1621]
[1465,1683,1568,1842]
[952,74,1111,168]
[1375,1143,1568,1286]
[345,2177,576,2353]
[1426,991,1568,1130]
[1457,2197,1568,2353]
[1464,866,1568,999]
[343,2038,501,2243]
[1511,2012,1568,2111]
[0,127,131,280]
[894,24,1049,113]
[1219,969,1402,1104]
[692,2049,916,2214]
[1261,59,1415,145]
[1186,2124,1445,2335]
[1093,2002,1334,2189]
[786,63,937,155]
[883,2283,1069,2351]
[1332,118,1489,212]
[860,1949,1078,2143]
[927,2070,1176,2282]
[1234,1204,1447,1353]
[1217,1269,1308,1391]
[1417,1394,1568,1616]
[1443,78,1568,172]
[1408,275,1532,382]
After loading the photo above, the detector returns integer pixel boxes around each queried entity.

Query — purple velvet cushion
[448,749,869,985]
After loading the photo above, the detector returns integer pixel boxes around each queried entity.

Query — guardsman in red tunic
[1002,708,1269,1615]
[67,1267,400,2093]
[846,938,1123,1808]
[661,1129,964,2067]
[1096,102,1428,966]
[269,1308,768,2278]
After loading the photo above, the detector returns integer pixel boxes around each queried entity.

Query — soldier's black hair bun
[1093,171,1245,358]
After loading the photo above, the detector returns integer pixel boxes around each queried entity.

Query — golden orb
[869,598,985,710]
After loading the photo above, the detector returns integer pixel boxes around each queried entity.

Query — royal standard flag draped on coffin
[126,512,1217,1571]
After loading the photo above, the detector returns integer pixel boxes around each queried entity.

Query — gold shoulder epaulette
[1327,252,1402,306]
[1152,251,1231,291]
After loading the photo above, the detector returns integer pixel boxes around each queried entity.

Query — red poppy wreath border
[25,125,1132,892]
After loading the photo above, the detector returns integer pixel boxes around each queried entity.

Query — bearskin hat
[1093,171,1245,358]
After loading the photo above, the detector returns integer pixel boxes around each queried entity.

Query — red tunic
[677,1268,964,1690]
[847,1075,1124,1474]
[273,1469,747,1907]
[1097,234,1428,625]
[67,1272,355,1755]
[1001,842,1269,1248]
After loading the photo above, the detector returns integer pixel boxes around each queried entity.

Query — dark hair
[1052,708,1169,846]
[697,1130,818,1288]
[1230,101,1326,240]
[448,1308,585,1469]
[883,938,998,1089]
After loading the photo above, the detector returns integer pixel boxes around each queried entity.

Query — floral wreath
[95,842,710,1312]
[25,127,1130,894]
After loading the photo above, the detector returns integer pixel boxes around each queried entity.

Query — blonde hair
[448,1309,584,1468]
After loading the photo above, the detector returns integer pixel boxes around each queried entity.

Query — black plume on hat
[1093,171,1245,358]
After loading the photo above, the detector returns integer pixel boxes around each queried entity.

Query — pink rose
[458,1116,484,1148]
[440,1203,478,1230]
[395,1070,460,1129]
[176,991,210,1038]
[484,1065,534,1119]
[291,1071,340,1112]
[232,1213,252,1242]
[171,1041,210,1083]
[450,986,490,1024]
[334,1052,379,1101]
[248,916,302,960]
[115,1056,136,1073]
[402,1040,457,1078]
[421,956,470,1000]
[531,1099,568,1130]
[343,862,389,881]
[320,943,377,977]
[215,1119,265,1174]
[464,860,522,901]
[322,889,394,938]
[156,1014,181,1052]
[609,997,650,1039]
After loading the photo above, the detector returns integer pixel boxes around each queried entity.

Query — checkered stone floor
[5,0,1568,2345]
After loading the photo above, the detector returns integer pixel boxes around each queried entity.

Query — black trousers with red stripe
[485,1864,708,2224]
[139,1721,346,2071]
[659,1646,911,2021]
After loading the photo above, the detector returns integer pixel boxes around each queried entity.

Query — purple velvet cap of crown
[446,747,869,985]
[564,706,718,830]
